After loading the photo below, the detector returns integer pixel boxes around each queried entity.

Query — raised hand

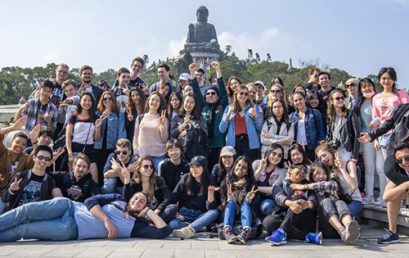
[13,116,27,130]
[111,158,121,173]
[189,63,198,72]
[211,61,220,70]
[249,107,257,119]
[227,183,234,200]
[126,107,134,122]
[159,110,167,125]
[245,185,259,202]
[29,124,42,143]
[53,147,65,162]
[10,177,22,192]
[208,185,220,193]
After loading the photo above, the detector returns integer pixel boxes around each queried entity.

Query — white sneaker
[375,198,386,207]
[362,196,375,205]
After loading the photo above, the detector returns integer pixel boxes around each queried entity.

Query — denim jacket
[290,108,325,150]
[219,104,263,150]
[94,111,127,149]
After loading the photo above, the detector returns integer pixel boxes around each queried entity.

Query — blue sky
[1,0,409,88]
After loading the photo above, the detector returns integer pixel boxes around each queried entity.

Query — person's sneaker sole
[172,229,194,239]
[268,240,287,246]
[227,235,238,244]
[345,220,360,244]
[236,235,247,244]
[378,239,400,244]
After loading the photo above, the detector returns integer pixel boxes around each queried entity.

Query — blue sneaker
[305,232,322,245]
[377,229,400,244]
[265,228,287,245]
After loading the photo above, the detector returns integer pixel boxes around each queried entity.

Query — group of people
[0,58,408,246]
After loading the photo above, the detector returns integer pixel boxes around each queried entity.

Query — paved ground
[0,225,408,258]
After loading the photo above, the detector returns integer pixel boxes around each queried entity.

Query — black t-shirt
[159,159,189,192]
[17,173,45,207]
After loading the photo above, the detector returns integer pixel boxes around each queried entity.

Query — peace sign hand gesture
[245,185,259,203]
[10,177,23,192]
[159,110,167,125]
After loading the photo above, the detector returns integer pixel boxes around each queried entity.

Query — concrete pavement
[0,225,408,258]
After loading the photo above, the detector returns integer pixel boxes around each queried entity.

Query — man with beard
[77,65,103,108]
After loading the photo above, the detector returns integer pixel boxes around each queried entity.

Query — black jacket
[369,104,409,149]
[327,111,360,159]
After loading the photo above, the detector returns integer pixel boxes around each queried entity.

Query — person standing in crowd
[94,91,126,182]
[49,153,100,202]
[219,85,263,163]
[354,78,384,205]
[254,80,265,105]
[133,92,169,169]
[16,80,58,134]
[57,80,79,127]
[171,93,208,161]
[319,71,335,101]
[167,92,183,121]
[305,67,321,91]
[345,78,358,109]
[112,57,146,90]
[260,98,294,160]
[101,139,135,194]
[112,68,131,112]
[65,92,102,183]
[178,73,191,93]
[326,89,360,161]
[226,76,242,104]
[77,65,103,108]
[191,61,227,169]
[195,68,208,96]
[150,63,178,92]
[261,83,285,111]
[122,156,177,223]
[157,139,189,192]
[371,67,409,159]
[289,92,325,161]
[125,87,146,148]
[51,64,70,136]
[315,142,362,216]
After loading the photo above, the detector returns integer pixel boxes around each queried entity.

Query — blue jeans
[0,197,78,242]
[169,207,219,232]
[260,199,275,216]
[348,200,363,217]
[101,178,124,194]
[224,200,252,229]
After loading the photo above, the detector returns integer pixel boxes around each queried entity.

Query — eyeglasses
[142,164,154,170]
[115,150,128,156]
[238,92,248,96]
[334,96,345,101]
[396,156,409,164]
[103,97,113,101]
[36,155,52,162]
[206,91,217,96]
[346,84,356,88]
[293,170,306,177]
[270,90,281,93]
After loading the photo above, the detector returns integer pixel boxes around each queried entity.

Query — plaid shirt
[23,98,58,133]
[310,180,339,200]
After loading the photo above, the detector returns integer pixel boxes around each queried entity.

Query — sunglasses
[396,156,409,164]
[37,155,52,162]
[334,96,345,101]
[270,90,281,93]
[238,92,248,96]
[115,150,128,156]
[142,164,154,170]
[206,91,217,96]
[346,84,356,88]
[103,97,113,101]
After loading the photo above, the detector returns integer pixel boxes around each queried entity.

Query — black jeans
[235,134,260,163]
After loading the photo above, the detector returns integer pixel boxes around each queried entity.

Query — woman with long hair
[65,92,102,183]
[289,92,325,161]
[94,91,127,184]
[219,85,263,163]
[133,92,169,169]
[226,76,242,104]
[220,156,258,244]
[315,142,362,217]
[125,87,146,147]
[326,89,360,161]
[170,93,208,161]
[354,78,385,205]
[211,145,236,187]
[122,156,177,223]
[261,98,294,159]
[166,156,220,239]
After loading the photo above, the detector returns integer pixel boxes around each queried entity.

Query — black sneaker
[377,229,400,244]
[237,228,252,244]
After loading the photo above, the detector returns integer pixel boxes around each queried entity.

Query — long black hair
[185,162,213,196]
[77,92,97,121]
[355,77,377,113]
[226,155,255,192]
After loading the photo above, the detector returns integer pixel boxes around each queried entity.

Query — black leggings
[235,134,260,163]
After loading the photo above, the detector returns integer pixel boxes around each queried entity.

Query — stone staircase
[361,204,409,235]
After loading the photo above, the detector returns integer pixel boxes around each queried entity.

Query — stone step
[361,204,409,235]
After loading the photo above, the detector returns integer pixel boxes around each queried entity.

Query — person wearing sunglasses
[326,89,360,162]
[374,143,409,244]
[1,145,62,213]
[101,139,135,194]
[190,61,228,169]
[94,91,127,186]
[220,85,263,163]
[122,156,176,223]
